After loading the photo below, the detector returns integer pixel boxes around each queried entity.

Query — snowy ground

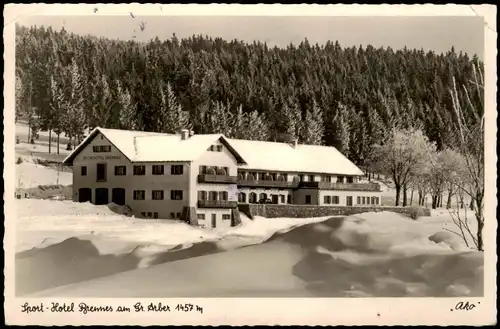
[15,121,73,188]
[15,199,335,295]
[15,199,483,298]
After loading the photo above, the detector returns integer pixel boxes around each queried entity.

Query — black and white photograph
[3,3,497,326]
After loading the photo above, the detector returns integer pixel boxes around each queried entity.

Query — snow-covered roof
[63,128,245,164]
[227,138,364,176]
[63,127,363,176]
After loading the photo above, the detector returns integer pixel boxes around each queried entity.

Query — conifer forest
[15,24,483,167]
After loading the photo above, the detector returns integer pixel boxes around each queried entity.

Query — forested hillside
[15,24,483,167]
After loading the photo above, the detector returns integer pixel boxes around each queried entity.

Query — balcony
[197,200,238,209]
[198,174,238,184]
[299,181,381,192]
[237,179,300,189]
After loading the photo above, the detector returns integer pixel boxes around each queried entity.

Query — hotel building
[63,128,382,229]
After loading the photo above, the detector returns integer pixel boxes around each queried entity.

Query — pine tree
[246,110,269,141]
[63,58,86,149]
[49,73,67,154]
[209,101,232,135]
[302,99,324,145]
[15,74,24,123]
[116,80,138,130]
[331,102,351,157]
[92,74,113,129]
[157,82,191,133]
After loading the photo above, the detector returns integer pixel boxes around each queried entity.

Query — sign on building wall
[82,155,122,161]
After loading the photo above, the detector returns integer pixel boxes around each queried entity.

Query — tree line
[16,24,482,162]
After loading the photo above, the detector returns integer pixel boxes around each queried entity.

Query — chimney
[189,130,194,137]
[293,139,298,148]
[180,129,189,140]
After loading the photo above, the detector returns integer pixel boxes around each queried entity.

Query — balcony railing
[197,200,238,209]
[237,179,300,189]
[299,181,381,192]
[198,174,238,184]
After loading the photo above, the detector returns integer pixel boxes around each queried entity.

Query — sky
[17,15,484,59]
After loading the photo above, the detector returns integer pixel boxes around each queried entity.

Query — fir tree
[302,99,324,145]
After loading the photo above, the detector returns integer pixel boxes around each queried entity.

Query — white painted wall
[196,208,232,229]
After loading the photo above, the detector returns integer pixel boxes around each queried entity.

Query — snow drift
[16,199,483,298]
[15,199,332,296]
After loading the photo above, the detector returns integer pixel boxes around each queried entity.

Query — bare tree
[442,63,484,251]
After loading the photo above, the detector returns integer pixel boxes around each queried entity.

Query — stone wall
[238,204,431,220]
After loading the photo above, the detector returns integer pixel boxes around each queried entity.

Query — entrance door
[346,196,353,206]
[95,188,109,205]
[78,188,92,203]
[271,194,279,204]
[96,163,107,181]
[112,188,126,205]
[211,214,217,228]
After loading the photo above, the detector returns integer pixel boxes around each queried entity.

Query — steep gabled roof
[62,127,363,176]
[226,138,364,176]
[62,128,246,165]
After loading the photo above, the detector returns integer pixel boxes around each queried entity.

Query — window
[208,191,218,201]
[337,176,344,183]
[115,166,126,176]
[222,214,231,220]
[249,192,257,203]
[259,173,266,180]
[171,190,183,200]
[216,167,227,175]
[216,145,223,152]
[287,195,292,204]
[152,165,164,175]
[141,212,146,217]
[93,145,111,153]
[170,212,175,218]
[199,165,207,175]
[332,196,340,204]
[299,174,305,182]
[324,195,331,204]
[81,166,87,176]
[309,175,315,182]
[283,174,288,181]
[147,212,152,218]
[198,191,207,201]
[176,212,181,218]
[197,213,206,220]
[133,165,145,175]
[305,195,311,204]
[219,191,228,201]
[238,192,247,203]
[346,176,354,183]
[367,197,371,205]
[208,145,215,151]
[96,163,106,181]
[133,190,145,200]
[362,196,366,204]
[171,165,183,175]
[152,190,164,200]
[280,195,285,204]
[357,196,361,204]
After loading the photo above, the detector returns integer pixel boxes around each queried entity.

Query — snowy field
[15,198,483,298]
[15,121,73,188]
